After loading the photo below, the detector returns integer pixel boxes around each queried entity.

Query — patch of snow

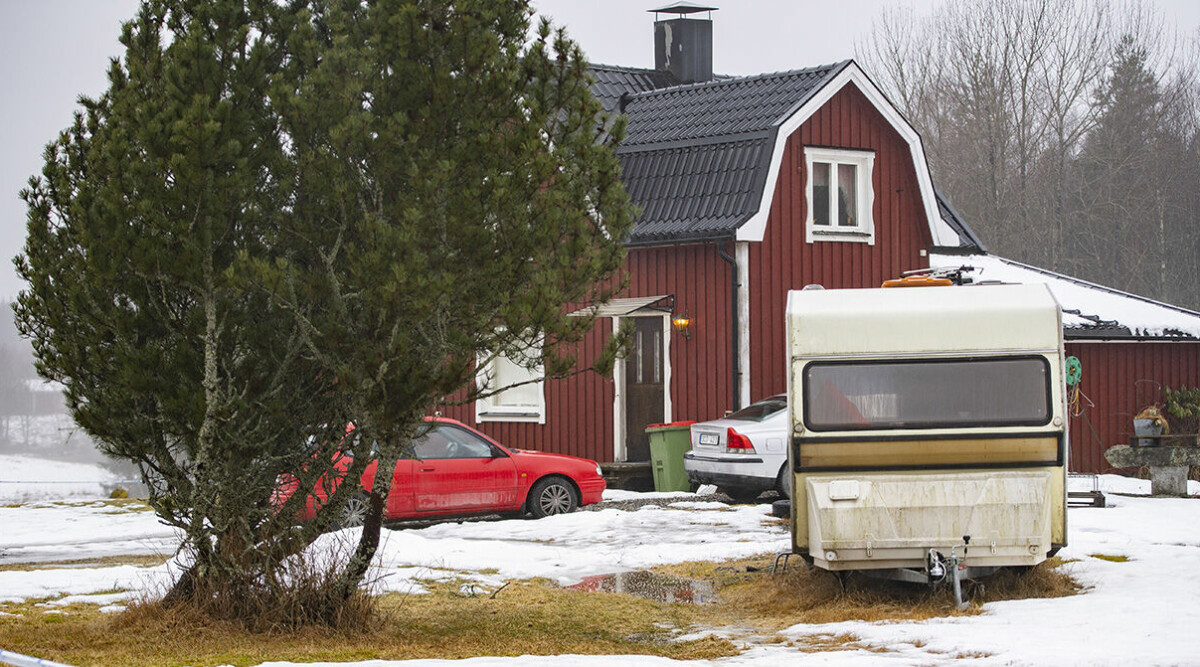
[40,591,130,608]
[5,480,1200,665]
[359,503,788,589]
[0,455,121,503]
[930,253,1200,337]
[1069,473,1200,496]
[0,499,180,565]
[667,501,733,510]
[602,489,696,501]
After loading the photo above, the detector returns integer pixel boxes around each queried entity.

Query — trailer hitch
[926,536,971,610]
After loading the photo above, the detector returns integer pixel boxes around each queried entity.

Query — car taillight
[726,427,755,453]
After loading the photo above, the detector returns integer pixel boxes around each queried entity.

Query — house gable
[596,60,972,251]
[737,62,956,248]
[746,82,941,402]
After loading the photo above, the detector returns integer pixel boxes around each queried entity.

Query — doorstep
[600,461,653,491]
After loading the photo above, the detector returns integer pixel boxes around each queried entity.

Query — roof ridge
[588,62,662,74]
[766,60,853,128]
[626,60,851,100]
[986,254,1200,319]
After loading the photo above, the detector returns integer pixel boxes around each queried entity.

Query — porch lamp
[672,313,692,340]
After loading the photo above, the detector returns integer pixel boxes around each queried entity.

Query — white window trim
[475,344,546,425]
[804,146,876,245]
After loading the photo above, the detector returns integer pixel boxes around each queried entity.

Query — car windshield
[727,396,787,422]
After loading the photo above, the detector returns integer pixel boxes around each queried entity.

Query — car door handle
[419,467,435,472]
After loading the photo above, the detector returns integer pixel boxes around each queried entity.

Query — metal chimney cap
[649,2,718,17]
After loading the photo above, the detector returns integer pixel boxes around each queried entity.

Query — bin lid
[645,420,696,431]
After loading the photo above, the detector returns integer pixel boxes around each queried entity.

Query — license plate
[699,433,719,445]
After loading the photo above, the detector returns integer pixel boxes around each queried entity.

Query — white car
[683,395,790,503]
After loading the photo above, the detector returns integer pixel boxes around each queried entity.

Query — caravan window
[803,357,1051,431]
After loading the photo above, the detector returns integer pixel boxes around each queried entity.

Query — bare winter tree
[859,0,1200,310]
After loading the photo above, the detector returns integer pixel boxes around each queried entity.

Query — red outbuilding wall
[1066,341,1200,473]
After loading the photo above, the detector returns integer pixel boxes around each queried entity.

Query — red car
[280,417,606,527]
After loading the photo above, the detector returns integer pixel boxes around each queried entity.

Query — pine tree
[272,0,634,602]
[15,0,634,619]
[1069,34,1173,298]
[15,0,353,621]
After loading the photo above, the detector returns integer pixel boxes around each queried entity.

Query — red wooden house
[442,4,1200,479]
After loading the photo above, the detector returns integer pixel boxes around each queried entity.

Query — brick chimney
[650,3,717,84]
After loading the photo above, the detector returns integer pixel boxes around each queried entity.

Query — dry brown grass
[0,577,738,667]
[0,553,1081,666]
[1090,553,1131,563]
[0,554,168,573]
[791,632,896,654]
[675,554,1081,631]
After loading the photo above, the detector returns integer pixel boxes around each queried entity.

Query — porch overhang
[569,295,673,318]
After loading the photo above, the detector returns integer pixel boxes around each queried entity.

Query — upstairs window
[804,147,876,245]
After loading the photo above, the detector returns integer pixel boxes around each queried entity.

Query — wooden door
[623,316,665,461]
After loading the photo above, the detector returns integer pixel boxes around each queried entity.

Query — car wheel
[771,498,791,519]
[776,464,793,500]
[528,477,578,518]
[337,493,370,529]
[719,486,761,504]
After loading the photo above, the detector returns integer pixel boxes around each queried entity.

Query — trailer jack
[926,538,972,610]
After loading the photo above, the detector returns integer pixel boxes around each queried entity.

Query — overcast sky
[2,1,1199,304]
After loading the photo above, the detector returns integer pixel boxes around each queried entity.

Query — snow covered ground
[2,473,1200,665]
[0,454,124,503]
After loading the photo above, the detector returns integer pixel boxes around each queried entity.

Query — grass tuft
[1089,553,1130,563]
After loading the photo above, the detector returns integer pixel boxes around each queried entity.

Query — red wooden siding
[439,324,616,463]
[441,242,733,462]
[623,243,735,424]
[747,84,933,401]
[1065,341,1200,473]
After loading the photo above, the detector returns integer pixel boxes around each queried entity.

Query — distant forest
[858,0,1200,311]
[0,300,40,413]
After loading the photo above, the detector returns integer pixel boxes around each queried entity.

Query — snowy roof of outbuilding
[929,253,1200,340]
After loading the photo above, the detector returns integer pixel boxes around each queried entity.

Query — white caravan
[785,283,1068,604]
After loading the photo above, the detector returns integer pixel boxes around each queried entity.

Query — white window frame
[804,146,876,245]
[475,341,546,424]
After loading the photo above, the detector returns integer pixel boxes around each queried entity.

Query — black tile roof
[589,64,679,114]
[620,137,772,244]
[590,60,985,249]
[620,65,843,147]
[591,62,849,244]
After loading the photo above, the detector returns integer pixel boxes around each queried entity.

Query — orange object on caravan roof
[881,275,953,288]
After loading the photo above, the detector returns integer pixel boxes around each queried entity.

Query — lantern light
[672,313,692,340]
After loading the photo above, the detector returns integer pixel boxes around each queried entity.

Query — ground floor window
[476,340,545,424]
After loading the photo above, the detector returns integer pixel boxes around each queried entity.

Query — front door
[623,316,665,462]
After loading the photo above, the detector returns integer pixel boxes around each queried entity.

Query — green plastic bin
[645,421,696,492]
